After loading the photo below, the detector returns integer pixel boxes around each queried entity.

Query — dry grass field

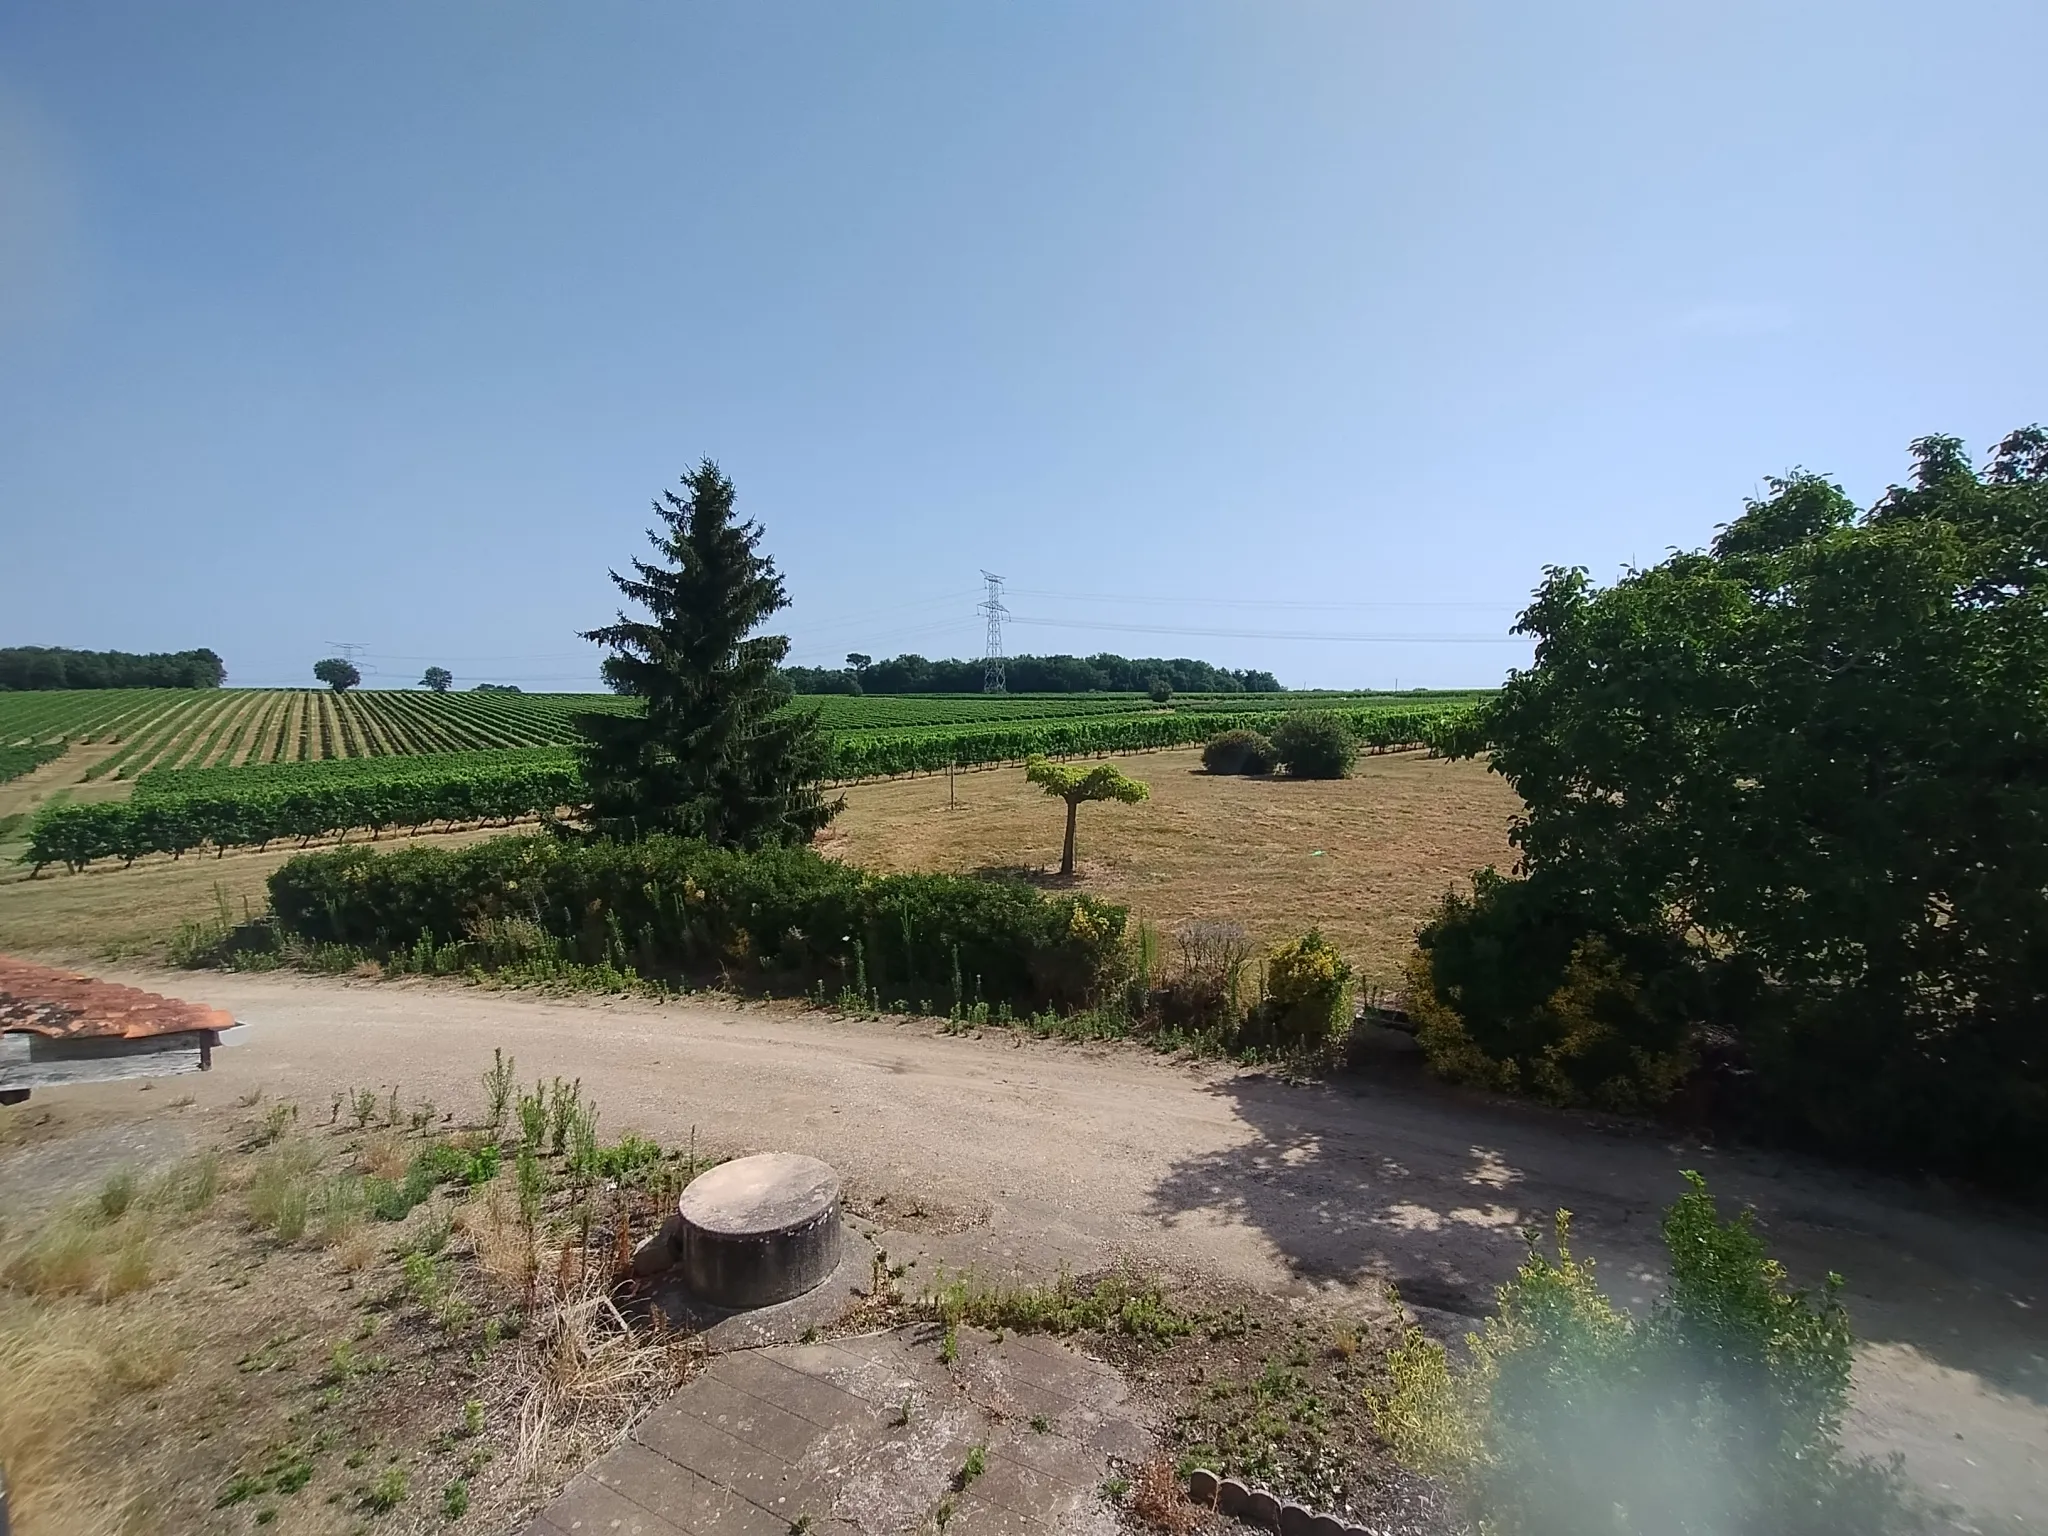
[820,747,1523,990]
[0,827,508,963]
[0,747,1522,988]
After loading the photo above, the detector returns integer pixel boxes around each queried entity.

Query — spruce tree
[576,461,838,846]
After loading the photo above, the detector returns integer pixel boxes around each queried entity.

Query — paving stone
[943,1493,1052,1535]
[1075,1408,1153,1464]
[637,1405,804,1515]
[540,1470,686,1534]
[687,1370,839,1460]
[966,1449,1078,1517]
[532,1325,1150,1536]
[988,1423,1103,1489]
[589,1441,767,1535]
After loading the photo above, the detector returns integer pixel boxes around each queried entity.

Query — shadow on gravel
[1145,1066,2048,1406]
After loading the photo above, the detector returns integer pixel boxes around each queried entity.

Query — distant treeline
[0,646,226,691]
[781,652,1283,695]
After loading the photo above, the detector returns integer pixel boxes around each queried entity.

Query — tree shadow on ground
[1144,1064,2048,1405]
[970,863,1079,890]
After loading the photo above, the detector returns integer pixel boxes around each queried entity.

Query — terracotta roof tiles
[0,956,236,1041]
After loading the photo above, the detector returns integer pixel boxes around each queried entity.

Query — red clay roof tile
[0,956,236,1041]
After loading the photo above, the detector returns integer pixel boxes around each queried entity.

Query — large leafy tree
[313,657,360,693]
[576,461,838,847]
[1419,428,2048,1185]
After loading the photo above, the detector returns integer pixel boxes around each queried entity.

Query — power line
[1006,615,1530,644]
[1007,586,1521,612]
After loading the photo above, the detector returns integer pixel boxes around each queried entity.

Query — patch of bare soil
[822,749,1523,989]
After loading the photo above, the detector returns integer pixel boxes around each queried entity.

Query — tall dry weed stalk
[512,1259,687,1486]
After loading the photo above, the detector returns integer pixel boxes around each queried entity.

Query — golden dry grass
[820,747,1523,990]
[0,823,509,961]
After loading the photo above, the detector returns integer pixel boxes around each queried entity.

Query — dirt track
[52,971,2048,1527]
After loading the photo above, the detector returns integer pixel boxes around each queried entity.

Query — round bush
[1241,929,1355,1054]
[1147,678,1173,704]
[1271,712,1358,778]
[1201,729,1279,776]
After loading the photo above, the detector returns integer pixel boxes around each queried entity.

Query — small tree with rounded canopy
[313,657,360,693]
[419,666,453,692]
[1024,755,1149,878]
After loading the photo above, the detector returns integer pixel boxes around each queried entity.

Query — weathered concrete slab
[527,1325,1141,1535]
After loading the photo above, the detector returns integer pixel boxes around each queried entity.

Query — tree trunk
[1061,798,1078,877]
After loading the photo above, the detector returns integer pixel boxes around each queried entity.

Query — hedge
[267,835,1130,1013]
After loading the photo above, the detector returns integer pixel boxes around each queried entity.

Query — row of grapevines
[25,758,584,871]
[0,742,67,785]
[823,704,1470,778]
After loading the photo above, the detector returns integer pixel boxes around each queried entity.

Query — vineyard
[10,689,1483,871]
[0,686,1482,768]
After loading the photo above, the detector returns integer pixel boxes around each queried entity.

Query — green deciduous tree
[575,460,838,848]
[313,657,360,693]
[419,666,453,692]
[1417,427,2048,1187]
[1024,755,1148,877]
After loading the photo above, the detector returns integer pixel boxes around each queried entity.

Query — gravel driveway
[54,969,2048,1529]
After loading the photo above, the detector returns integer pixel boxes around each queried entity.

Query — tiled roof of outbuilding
[0,956,235,1040]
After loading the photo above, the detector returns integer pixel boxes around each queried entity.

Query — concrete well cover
[676,1152,844,1309]
[679,1152,839,1236]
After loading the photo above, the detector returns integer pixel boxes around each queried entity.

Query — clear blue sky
[3,3,2041,691]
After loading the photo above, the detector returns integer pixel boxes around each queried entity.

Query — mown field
[3,688,1487,871]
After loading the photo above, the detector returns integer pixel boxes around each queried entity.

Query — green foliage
[419,666,454,693]
[1270,711,1357,778]
[268,833,1130,1014]
[923,1269,1196,1346]
[1200,728,1278,775]
[363,1467,408,1513]
[576,460,838,848]
[0,741,65,786]
[1244,929,1354,1054]
[581,1133,663,1181]
[0,645,224,691]
[1146,678,1173,704]
[1406,872,1698,1113]
[1373,1175,1923,1536]
[1427,429,2048,1188]
[312,658,360,693]
[1024,755,1149,877]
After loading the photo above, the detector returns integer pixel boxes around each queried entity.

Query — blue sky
[2,3,2041,691]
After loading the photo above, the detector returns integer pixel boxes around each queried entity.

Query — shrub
[268,834,1129,1015]
[1155,920,1252,1033]
[1243,929,1354,1053]
[1374,1175,1927,1535]
[1404,871,1700,1114]
[1270,712,1357,778]
[1146,679,1173,704]
[1200,729,1278,776]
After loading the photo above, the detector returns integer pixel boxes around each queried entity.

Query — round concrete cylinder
[677,1152,843,1309]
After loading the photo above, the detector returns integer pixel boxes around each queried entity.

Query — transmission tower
[978,571,1008,694]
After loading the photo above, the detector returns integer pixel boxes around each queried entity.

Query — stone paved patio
[528,1324,1150,1535]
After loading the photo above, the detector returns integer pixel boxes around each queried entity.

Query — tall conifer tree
[576,461,837,846]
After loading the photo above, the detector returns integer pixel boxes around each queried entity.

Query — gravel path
[55,969,2048,1528]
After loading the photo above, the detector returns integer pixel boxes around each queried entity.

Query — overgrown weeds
[921,1269,1198,1347]
[1371,1173,1935,1535]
